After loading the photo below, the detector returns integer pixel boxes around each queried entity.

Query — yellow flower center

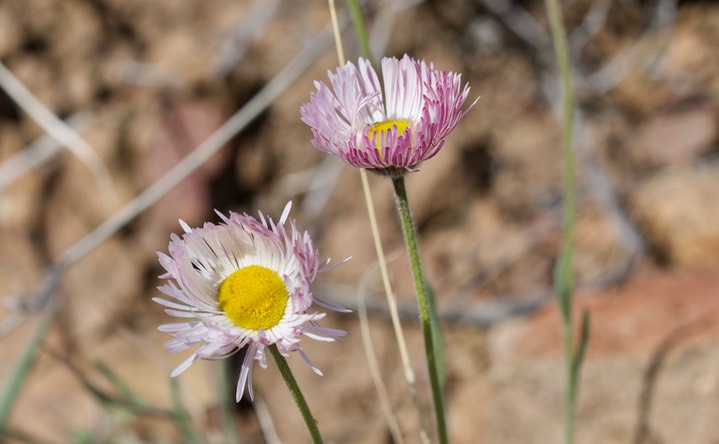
[217,265,289,330]
[369,119,411,152]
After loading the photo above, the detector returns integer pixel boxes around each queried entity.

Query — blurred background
[0,0,718,442]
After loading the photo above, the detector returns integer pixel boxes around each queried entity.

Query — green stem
[220,359,240,444]
[392,176,448,444]
[268,344,323,444]
[170,377,201,444]
[0,293,61,430]
[543,0,582,442]
[346,0,373,63]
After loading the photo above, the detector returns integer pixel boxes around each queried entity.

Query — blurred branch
[0,265,64,337]
[482,0,548,50]
[211,0,285,77]
[57,26,334,269]
[634,313,716,444]
[0,23,337,337]
[44,345,177,419]
[573,110,646,276]
[94,361,147,408]
[583,0,678,94]
[320,282,553,326]
[0,62,116,202]
[0,111,96,193]
[569,0,611,55]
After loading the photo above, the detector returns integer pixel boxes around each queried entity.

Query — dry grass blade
[357,263,406,444]
[327,0,429,441]
[0,111,96,193]
[254,395,282,444]
[0,62,116,202]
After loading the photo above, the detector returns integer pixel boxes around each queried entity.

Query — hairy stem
[392,176,448,444]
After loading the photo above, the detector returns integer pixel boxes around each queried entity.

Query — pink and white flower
[301,54,476,177]
[154,202,347,402]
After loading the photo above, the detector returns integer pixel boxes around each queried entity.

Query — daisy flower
[154,202,347,402]
[300,54,476,177]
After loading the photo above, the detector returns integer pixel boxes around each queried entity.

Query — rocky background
[1,0,718,443]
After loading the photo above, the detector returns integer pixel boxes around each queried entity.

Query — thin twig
[0,62,116,201]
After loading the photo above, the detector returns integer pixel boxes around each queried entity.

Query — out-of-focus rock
[0,3,22,58]
[630,107,718,168]
[142,97,231,231]
[631,162,719,268]
[459,272,719,444]
[574,202,634,283]
[61,237,143,337]
[490,272,719,361]
[665,4,719,97]
[0,233,43,314]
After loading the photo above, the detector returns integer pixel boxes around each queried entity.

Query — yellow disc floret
[369,119,411,152]
[218,265,289,330]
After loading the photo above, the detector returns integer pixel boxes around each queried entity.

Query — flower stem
[340,3,431,442]
[347,0,372,63]
[543,0,590,443]
[392,176,448,444]
[268,344,323,444]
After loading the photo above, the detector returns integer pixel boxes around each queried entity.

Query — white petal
[279,201,292,225]
[171,353,197,377]
[179,219,193,234]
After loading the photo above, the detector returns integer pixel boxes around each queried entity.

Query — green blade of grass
[170,377,201,444]
[0,298,61,431]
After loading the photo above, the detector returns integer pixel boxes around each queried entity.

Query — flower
[300,54,476,177]
[154,202,348,402]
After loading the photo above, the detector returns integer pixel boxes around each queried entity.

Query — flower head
[154,202,347,402]
[301,54,476,177]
